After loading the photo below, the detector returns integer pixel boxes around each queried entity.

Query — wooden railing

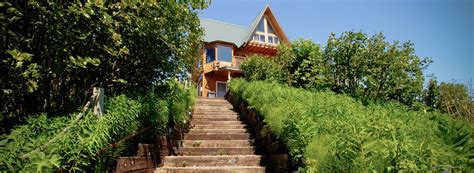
[209,56,246,70]
[232,56,245,67]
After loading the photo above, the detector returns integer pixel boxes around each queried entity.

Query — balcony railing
[233,56,245,67]
[207,56,246,71]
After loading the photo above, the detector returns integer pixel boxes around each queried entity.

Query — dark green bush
[229,78,473,172]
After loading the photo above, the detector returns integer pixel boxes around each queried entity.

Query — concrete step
[162,155,262,167]
[193,112,239,116]
[187,130,248,135]
[193,111,235,114]
[196,98,228,101]
[193,111,238,115]
[193,112,238,116]
[192,117,240,121]
[194,106,232,108]
[181,140,255,148]
[176,147,256,155]
[193,124,247,129]
[194,110,233,112]
[195,107,233,110]
[194,109,234,112]
[155,166,265,173]
[189,129,248,133]
[192,120,243,126]
[195,104,232,107]
[185,133,251,140]
[192,114,239,118]
[116,156,156,172]
[195,101,230,105]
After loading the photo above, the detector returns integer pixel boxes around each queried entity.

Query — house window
[217,45,232,62]
[259,35,265,42]
[253,17,279,45]
[253,33,266,42]
[205,47,215,63]
[257,19,265,32]
[267,23,275,34]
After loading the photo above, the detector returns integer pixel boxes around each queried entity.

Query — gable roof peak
[241,5,289,46]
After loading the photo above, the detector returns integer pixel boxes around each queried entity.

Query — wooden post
[227,71,231,83]
[93,87,104,117]
[202,75,208,97]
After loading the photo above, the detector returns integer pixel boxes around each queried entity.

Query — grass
[229,78,473,172]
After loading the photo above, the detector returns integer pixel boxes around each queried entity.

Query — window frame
[216,44,233,63]
[252,17,279,45]
[205,47,216,64]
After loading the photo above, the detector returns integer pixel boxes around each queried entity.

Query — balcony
[205,56,246,73]
[232,56,245,67]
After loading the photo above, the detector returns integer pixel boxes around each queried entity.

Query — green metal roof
[199,5,288,47]
[200,19,248,46]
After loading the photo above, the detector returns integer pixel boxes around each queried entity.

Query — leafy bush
[244,32,431,108]
[229,78,473,172]
[240,55,285,83]
[156,79,197,126]
[0,81,196,172]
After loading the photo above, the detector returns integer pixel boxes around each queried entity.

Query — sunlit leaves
[229,79,473,172]
[68,56,100,69]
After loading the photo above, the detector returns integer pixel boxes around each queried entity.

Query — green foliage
[158,79,197,126]
[0,80,196,171]
[229,78,473,172]
[276,39,327,89]
[325,31,430,106]
[437,82,472,118]
[0,0,206,133]
[243,32,430,107]
[240,55,285,83]
[425,78,440,110]
[291,39,326,89]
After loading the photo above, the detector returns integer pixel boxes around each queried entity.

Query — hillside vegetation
[241,33,472,118]
[1,1,204,171]
[229,78,473,172]
[0,80,196,172]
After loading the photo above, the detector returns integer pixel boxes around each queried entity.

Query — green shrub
[0,81,196,172]
[160,79,197,126]
[240,55,285,83]
[229,78,473,172]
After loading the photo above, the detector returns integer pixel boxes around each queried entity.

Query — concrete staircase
[156,98,266,173]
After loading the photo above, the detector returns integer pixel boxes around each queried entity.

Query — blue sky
[198,0,473,84]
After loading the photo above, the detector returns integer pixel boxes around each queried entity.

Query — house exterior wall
[195,6,288,97]
[195,41,279,97]
[203,73,229,97]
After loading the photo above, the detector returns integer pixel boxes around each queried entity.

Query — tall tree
[424,78,440,110]
[288,39,326,89]
[438,82,472,118]
[324,31,430,106]
[1,1,207,133]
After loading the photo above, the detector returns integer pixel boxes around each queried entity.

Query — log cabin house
[193,5,289,97]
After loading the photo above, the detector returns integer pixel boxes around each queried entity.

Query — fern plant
[229,78,473,172]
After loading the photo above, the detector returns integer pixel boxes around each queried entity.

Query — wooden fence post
[93,87,105,117]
